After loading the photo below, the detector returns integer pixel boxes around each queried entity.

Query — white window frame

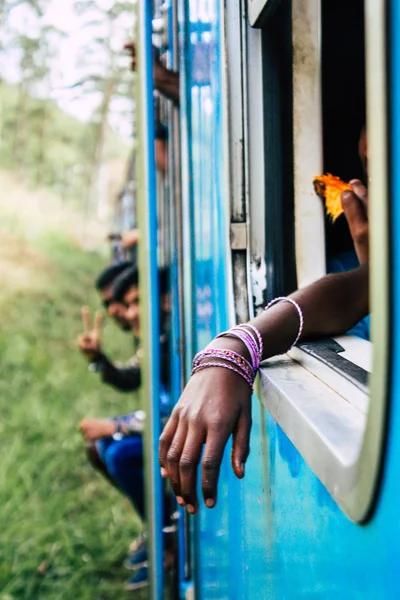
[241,0,389,522]
[247,0,282,29]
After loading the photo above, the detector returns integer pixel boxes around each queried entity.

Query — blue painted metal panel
[179,0,236,598]
[139,0,163,596]
[176,0,400,597]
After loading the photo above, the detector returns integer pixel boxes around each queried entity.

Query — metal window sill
[258,354,367,496]
[288,336,371,415]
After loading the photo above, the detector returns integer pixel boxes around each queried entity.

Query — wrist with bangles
[112,419,124,440]
[191,297,304,390]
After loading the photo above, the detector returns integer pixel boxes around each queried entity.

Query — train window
[247,0,283,29]
[290,0,371,405]
[261,0,297,303]
[242,0,389,522]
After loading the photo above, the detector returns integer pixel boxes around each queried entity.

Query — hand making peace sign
[77,307,103,362]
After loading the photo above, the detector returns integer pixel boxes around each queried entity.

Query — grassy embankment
[0,173,145,600]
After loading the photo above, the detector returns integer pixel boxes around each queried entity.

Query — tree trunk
[85,76,116,219]
[12,83,29,171]
[36,95,49,186]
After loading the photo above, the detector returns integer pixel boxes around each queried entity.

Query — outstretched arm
[125,41,180,105]
[153,58,180,105]
[159,264,369,514]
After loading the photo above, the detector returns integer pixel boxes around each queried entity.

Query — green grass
[0,228,147,599]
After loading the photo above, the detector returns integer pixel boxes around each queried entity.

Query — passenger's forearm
[210,265,369,361]
[258,265,369,359]
[155,67,180,105]
[100,356,141,392]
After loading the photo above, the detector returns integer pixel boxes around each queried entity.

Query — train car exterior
[136,0,398,598]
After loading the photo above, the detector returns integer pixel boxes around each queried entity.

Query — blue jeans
[97,434,145,519]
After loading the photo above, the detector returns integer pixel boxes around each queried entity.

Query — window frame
[240,0,390,523]
[247,0,283,29]
[292,0,326,288]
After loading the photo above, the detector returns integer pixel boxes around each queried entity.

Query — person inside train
[154,121,169,177]
[158,177,369,515]
[124,41,180,106]
[120,43,176,251]
[327,125,369,339]
[80,266,173,592]
[78,263,142,393]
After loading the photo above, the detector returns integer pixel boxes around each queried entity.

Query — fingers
[124,41,137,71]
[165,421,189,505]
[341,188,369,265]
[201,425,231,510]
[94,311,103,340]
[79,419,87,436]
[341,190,368,231]
[81,306,91,332]
[179,426,205,513]
[349,179,368,213]
[231,408,252,479]
[124,41,135,53]
[159,412,179,478]
[122,229,140,248]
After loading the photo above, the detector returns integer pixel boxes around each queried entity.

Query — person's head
[154,123,168,176]
[112,267,140,337]
[112,267,170,339]
[158,267,170,323]
[95,262,132,330]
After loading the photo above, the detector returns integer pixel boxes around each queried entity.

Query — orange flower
[313,174,352,222]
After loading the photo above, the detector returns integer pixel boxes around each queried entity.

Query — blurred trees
[0,0,136,214]
[72,0,137,215]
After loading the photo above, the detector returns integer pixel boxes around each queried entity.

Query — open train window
[290,0,372,409]
[243,0,389,522]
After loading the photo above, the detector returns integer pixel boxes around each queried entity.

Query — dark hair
[95,262,132,291]
[112,267,139,302]
[155,122,168,141]
[159,267,169,294]
[112,266,169,302]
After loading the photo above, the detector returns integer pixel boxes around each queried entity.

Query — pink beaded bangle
[264,296,304,349]
[191,361,254,390]
[215,328,260,373]
[193,348,254,377]
[238,324,263,361]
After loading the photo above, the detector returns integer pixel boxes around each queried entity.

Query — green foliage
[0,83,128,209]
[1,0,135,215]
[0,214,146,599]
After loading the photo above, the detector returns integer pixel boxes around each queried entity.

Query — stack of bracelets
[191,297,304,392]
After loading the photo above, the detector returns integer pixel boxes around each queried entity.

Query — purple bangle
[216,328,260,372]
[232,326,261,366]
[238,324,263,361]
[191,361,254,390]
[193,348,254,377]
[264,296,304,349]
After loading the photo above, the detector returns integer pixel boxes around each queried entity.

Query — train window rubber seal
[243,0,390,524]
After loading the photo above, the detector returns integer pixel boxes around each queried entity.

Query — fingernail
[160,467,168,478]
[349,179,361,185]
[186,504,196,514]
[176,496,185,506]
[205,499,215,508]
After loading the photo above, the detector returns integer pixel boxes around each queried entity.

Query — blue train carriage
[136,0,397,597]
[136,0,186,596]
